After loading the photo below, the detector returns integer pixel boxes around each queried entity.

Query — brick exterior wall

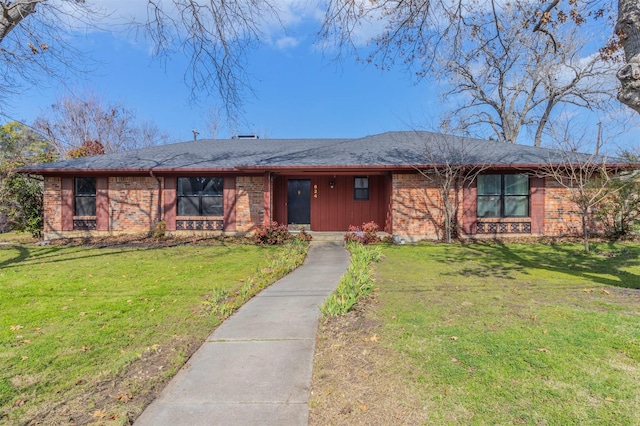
[391,173,589,241]
[43,177,62,234]
[544,178,588,237]
[235,176,265,232]
[391,173,461,240]
[41,171,594,240]
[108,176,162,232]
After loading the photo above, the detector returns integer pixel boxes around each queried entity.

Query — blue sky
[3,4,440,143]
[2,0,638,151]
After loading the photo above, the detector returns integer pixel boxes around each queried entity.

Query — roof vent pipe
[232,134,259,139]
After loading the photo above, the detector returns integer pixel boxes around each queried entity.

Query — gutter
[17,162,638,176]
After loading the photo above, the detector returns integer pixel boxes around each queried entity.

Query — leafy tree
[0,172,44,237]
[0,121,56,236]
[67,140,106,159]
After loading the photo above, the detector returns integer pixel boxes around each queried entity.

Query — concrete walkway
[135,241,350,426]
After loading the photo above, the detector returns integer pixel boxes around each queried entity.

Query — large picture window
[177,177,223,216]
[354,177,369,200]
[74,177,96,216]
[477,174,529,218]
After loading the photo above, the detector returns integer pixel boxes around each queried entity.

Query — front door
[287,179,311,225]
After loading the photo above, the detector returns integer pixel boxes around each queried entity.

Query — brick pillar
[263,172,271,226]
[61,177,74,231]
[224,177,236,231]
[163,177,176,231]
[530,176,545,235]
[462,182,477,235]
[96,177,109,231]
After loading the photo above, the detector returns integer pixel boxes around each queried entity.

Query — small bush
[295,228,313,242]
[151,220,167,239]
[344,221,381,244]
[382,234,396,244]
[255,221,293,245]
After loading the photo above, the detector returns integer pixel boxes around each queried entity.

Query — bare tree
[414,133,490,243]
[0,1,279,116]
[438,3,616,146]
[538,124,623,253]
[4,0,639,119]
[34,90,170,157]
[0,1,103,100]
[205,106,224,139]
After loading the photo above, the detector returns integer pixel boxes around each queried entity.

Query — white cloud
[275,36,302,50]
[89,0,151,23]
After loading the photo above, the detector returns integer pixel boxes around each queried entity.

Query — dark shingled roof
[21,131,621,174]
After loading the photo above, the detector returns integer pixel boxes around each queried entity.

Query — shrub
[151,220,167,239]
[344,221,381,244]
[295,228,313,242]
[254,221,293,245]
[0,173,43,238]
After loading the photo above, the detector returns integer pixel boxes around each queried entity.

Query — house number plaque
[313,184,318,198]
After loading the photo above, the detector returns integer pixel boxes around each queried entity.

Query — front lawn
[0,237,306,424]
[376,242,640,424]
[311,241,640,425]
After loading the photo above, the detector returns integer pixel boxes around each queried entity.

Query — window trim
[477,174,530,218]
[177,177,224,217]
[74,177,96,217]
[354,177,370,201]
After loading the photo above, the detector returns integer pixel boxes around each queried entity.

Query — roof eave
[17,162,637,176]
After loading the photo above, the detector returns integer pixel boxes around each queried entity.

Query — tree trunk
[0,1,40,44]
[617,0,640,113]
[582,213,590,254]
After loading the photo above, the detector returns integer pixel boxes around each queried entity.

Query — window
[354,177,369,200]
[177,177,223,216]
[74,177,96,216]
[477,174,529,218]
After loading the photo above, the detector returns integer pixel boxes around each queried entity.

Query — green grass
[375,241,640,425]
[0,239,307,423]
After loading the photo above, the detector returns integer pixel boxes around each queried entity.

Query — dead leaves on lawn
[582,288,612,296]
[114,392,132,403]
[363,334,379,342]
[93,409,121,421]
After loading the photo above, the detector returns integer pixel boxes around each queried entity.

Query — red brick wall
[108,176,162,232]
[235,176,265,232]
[43,177,62,234]
[41,171,593,240]
[391,172,589,240]
[544,178,584,236]
[391,173,455,240]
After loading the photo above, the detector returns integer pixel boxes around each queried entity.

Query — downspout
[149,170,162,225]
